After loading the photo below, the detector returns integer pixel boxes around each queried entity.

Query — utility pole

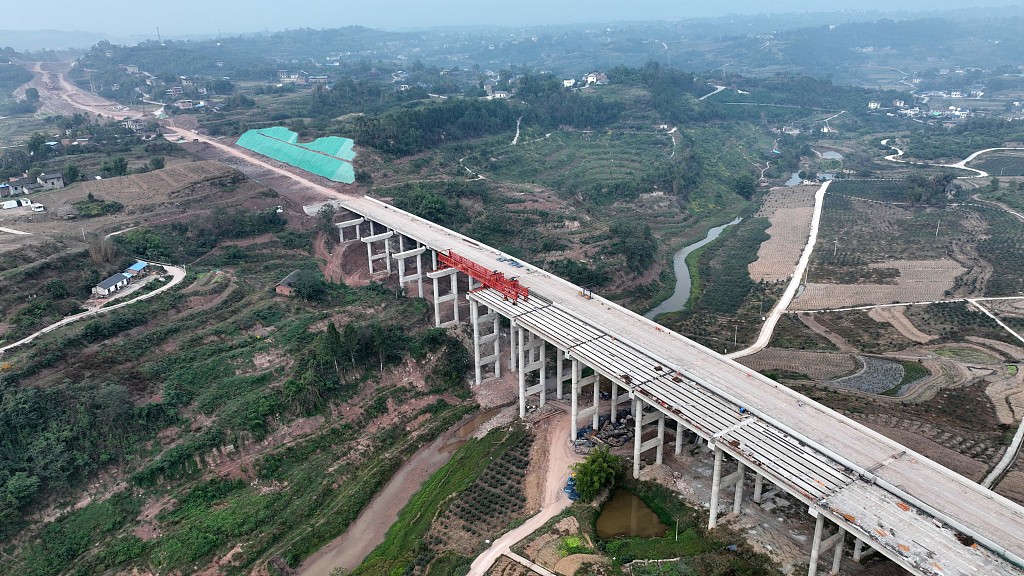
[935,219,941,238]
[733,325,738,347]
[833,238,839,256]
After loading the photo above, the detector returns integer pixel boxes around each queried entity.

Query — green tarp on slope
[236,127,356,183]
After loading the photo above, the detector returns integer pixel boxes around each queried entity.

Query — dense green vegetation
[117,207,286,262]
[571,446,621,502]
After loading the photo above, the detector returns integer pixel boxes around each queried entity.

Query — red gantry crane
[437,250,529,303]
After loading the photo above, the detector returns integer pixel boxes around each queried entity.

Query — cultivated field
[738,348,859,381]
[792,259,966,310]
[748,186,816,283]
[968,151,1024,176]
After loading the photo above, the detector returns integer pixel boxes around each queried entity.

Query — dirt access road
[466,410,576,576]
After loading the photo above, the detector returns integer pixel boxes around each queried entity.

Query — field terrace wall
[329,196,1024,576]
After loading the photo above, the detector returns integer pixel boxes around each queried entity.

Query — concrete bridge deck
[333,194,1024,576]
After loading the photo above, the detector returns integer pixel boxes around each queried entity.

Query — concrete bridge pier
[515,327,547,417]
[336,216,365,242]
[631,397,666,478]
[707,446,746,529]
[808,513,846,576]
[555,349,566,400]
[392,236,426,298]
[851,538,875,562]
[427,266,460,328]
[361,221,394,275]
[470,299,501,385]
[609,380,629,424]
[567,357,599,441]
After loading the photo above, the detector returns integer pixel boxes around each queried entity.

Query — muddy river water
[644,217,742,319]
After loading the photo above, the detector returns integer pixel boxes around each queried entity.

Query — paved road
[727,181,830,359]
[0,264,185,355]
[881,139,1024,178]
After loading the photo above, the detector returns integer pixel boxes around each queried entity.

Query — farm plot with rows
[748,186,816,283]
[809,194,976,283]
[738,348,859,381]
[791,259,965,310]
[904,301,1024,350]
[827,356,904,394]
[967,151,1024,176]
[419,433,533,559]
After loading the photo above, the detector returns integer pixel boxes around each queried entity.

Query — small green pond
[596,489,669,539]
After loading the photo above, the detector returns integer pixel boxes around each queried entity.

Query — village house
[584,71,609,85]
[36,172,64,190]
[92,273,130,296]
[275,270,301,297]
[91,261,151,297]
[8,177,37,194]
[867,101,882,109]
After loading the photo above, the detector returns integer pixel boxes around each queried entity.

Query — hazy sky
[15,0,1024,36]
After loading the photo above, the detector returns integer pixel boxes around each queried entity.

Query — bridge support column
[518,326,526,418]
[633,397,643,478]
[470,299,501,385]
[509,319,518,372]
[675,422,684,455]
[337,216,364,242]
[592,375,601,429]
[851,538,874,562]
[394,242,426,298]
[708,448,746,528]
[555,349,565,400]
[732,463,745,514]
[808,513,846,576]
[632,398,666,477]
[656,417,666,465]
[428,267,460,328]
[516,328,547,417]
[709,447,724,528]
[753,472,765,504]
[570,360,598,439]
[362,222,394,275]
[570,358,579,442]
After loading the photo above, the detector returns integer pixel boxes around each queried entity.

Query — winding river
[644,217,742,319]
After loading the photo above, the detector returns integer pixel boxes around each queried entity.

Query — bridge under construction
[334,194,1024,576]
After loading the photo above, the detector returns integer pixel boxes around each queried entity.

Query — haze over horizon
[9,0,1024,38]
